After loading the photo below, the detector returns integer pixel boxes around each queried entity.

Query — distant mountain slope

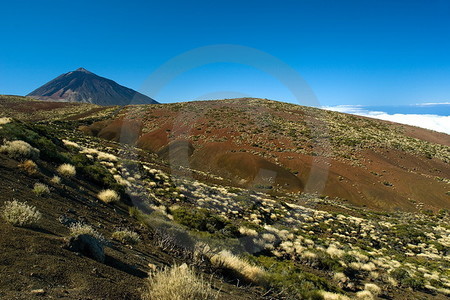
[79,98,450,212]
[27,68,158,106]
[0,95,114,122]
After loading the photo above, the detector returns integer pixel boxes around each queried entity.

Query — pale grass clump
[239,226,258,237]
[326,245,345,258]
[69,222,104,242]
[333,272,349,288]
[33,183,50,196]
[210,250,266,284]
[0,140,40,160]
[51,175,61,184]
[97,189,120,203]
[319,291,350,300]
[364,283,381,296]
[62,139,81,149]
[0,117,12,125]
[113,174,131,186]
[112,229,140,245]
[356,290,374,299]
[143,264,218,300]
[97,151,118,162]
[1,200,42,227]
[57,163,76,177]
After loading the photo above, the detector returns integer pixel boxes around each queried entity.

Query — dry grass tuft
[57,163,76,177]
[210,250,266,284]
[97,189,120,203]
[143,264,218,300]
[18,159,38,175]
[51,175,61,184]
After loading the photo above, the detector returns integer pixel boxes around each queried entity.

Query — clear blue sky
[1,0,450,106]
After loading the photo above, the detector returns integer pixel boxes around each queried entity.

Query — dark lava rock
[65,234,105,263]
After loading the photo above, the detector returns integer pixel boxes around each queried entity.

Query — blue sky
[1,0,450,107]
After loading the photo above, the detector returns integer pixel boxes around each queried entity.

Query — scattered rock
[58,214,77,226]
[65,234,105,263]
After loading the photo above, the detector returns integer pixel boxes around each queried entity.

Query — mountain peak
[74,67,92,74]
[27,69,158,106]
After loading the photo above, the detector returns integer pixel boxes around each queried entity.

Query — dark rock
[65,234,105,263]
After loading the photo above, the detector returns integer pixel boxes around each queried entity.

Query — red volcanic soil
[97,118,143,145]
[79,99,450,211]
[137,127,170,152]
[399,124,450,147]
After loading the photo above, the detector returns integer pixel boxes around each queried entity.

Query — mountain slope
[1,99,450,299]
[27,68,158,106]
[0,117,449,300]
[79,98,450,212]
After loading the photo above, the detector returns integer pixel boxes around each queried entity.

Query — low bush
[390,267,425,289]
[69,222,105,243]
[171,207,239,237]
[18,159,38,175]
[1,200,42,227]
[253,256,343,299]
[33,183,50,196]
[143,264,218,300]
[71,154,124,192]
[0,140,40,160]
[112,229,140,245]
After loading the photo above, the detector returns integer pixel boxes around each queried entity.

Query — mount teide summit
[27,68,158,106]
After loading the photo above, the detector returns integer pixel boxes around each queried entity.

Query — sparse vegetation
[57,163,76,177]
[210,250,266,284]
[0,140,40,160]
[1,200,42,227]
[69,222,105,243]
[1,97,450,299]
[112,229,140,245]
[18,159,38,175]
[33,183,50,196]
[51,175,61,184]
[143,264,218,300]
[97,189,120,203]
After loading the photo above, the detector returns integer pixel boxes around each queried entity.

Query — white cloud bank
[323,105,450,135]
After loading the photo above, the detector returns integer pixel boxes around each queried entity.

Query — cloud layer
[323,105,450,135]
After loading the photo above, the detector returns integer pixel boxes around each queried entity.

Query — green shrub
[171,207,238,237]
[0,122,68,163]
[252,256,342,299]
[71,154,124,192]
[390,267,425,289]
